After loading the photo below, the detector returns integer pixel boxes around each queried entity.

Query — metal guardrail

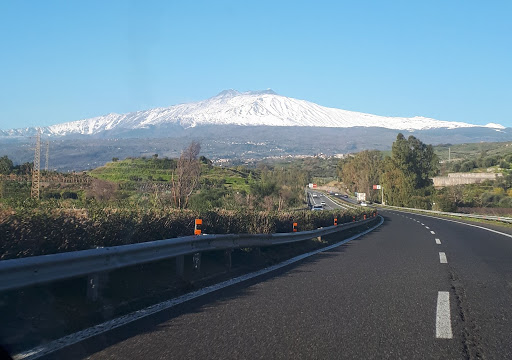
[0,216,377,293]
[381,204,512,223]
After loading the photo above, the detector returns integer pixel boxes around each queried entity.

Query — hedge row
[0,207,375,260]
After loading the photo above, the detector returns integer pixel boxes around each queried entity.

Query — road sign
[373,184,381,190]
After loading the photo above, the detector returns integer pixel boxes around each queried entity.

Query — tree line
[338,134,438,208]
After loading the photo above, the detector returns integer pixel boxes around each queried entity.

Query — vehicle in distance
[321,201,326,205]
[360,201,368,207]
[342,194,348,198]
[334,193,339,196]
[312,205,323,211]
[312,194,318,198]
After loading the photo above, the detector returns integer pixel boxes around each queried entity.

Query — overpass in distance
[13,192,512,359]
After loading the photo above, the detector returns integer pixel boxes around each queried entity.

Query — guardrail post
[176,255,185,278]
[293,222,298,232]
[334,218,338,226]
[86,272,107,301]
[224,249,232,271]
[193,252,201,272]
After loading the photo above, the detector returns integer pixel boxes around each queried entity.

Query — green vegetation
[434,175,512,211]
[260,157,339,183]
[91,156,177,182]
[434,142,512,162]
[430,142,512,211]
[435,142,512,175]
[338,150,382,202]
[338,134,438,208]
[0,145,376,259]
[381,134,438,208]
[336,137,512,213]
[0,207,372,260]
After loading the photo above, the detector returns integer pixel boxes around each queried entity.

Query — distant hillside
[2,126,512,172]
[434,141,512,162]
[89,157,252,194]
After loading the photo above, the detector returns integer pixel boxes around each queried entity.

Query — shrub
[498,197,512,208]
[0,207,375,260]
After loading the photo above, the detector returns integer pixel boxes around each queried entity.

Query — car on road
[342,194,348,198]
[360,201,368,207]
[311,205,323,211]
[334,193,339,196]
[312,194,318,198]
[321,201,326,206]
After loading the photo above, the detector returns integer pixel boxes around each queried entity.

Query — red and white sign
[373,184,381,190]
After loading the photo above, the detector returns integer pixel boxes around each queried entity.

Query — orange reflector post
[334,218,338,226]
[195,219,202,235]
[353,216,355,222]
[293,222,298,232]
[364,214,367,220]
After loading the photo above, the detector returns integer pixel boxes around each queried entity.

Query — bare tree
[172,141,201,208]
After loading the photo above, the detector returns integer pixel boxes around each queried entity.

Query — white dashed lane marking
[439,252,448,263]
[436,291,453,339]
[435,238,441,245]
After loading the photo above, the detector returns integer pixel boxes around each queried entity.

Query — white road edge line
[439,252,448,263]
[425,226,430,229]
[12,217,385,360]
[430,231,436,234]
[435,238,441,245]
[384,209,512,239]
[436,291,453,339]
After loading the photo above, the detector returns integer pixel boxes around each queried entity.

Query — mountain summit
[1,90,505,137]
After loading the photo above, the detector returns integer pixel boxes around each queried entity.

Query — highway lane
[42,210,507,359]
[330,192,359,206]
[380,209,512,358]
[307,190,341,210]
[307,190,355,211]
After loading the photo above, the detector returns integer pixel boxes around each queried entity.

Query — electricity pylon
[31,129,41,199]
[45,140,49,171]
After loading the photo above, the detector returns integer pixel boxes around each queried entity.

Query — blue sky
[0,0,511,129]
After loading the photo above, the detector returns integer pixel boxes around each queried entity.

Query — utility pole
[31,129,41,199]
[45,140,49,171]
[448,147,451,162]
[381,185,384,205]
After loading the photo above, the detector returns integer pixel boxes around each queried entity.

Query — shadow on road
[42,219,386,359]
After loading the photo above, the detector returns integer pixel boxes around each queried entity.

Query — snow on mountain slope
[2,90,506,137]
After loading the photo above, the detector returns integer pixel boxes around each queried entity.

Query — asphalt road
[307,190,357,210]
[36,208,512,359]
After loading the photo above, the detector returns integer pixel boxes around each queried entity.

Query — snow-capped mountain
[1,90,506,137]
